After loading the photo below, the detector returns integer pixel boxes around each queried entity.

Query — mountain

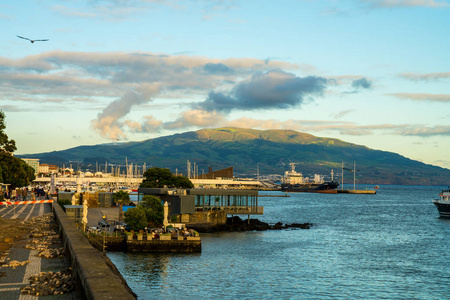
[17,127,450,185]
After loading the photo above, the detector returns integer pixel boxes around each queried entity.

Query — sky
[1,0,449,170]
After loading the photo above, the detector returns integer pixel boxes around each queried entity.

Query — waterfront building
[21,158,39,175]
[138,188,263,228]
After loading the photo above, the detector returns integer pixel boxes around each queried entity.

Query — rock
[192,216,313,232]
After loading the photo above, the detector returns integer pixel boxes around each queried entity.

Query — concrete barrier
[53,203,135,300]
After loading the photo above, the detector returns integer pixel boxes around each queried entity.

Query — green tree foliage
[173,176,194,189]
[0,111,34,188]
[140,167,193,189]
[113,190,131,221]
[122,195,164,230]
[0,153,35,188]
[124,206,148,231]
[141,195,164,227]
[0,110,17,154]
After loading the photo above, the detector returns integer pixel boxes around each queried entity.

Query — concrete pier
[337,189,376,194]
[86,235,201,253]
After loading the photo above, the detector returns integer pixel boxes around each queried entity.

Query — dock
[337,189,376,194]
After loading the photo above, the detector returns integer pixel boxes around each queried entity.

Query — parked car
[98,220,110,228]
[114,222,129,232]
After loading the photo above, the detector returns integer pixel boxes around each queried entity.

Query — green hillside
[18,127,450,185]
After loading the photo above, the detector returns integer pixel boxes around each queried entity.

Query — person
[11,189,16,200]
[22,187,28,200]
[4,190,10,200]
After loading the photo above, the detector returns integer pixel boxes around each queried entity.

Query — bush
[124,206,148,231]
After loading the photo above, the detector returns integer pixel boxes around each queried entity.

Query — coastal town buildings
[21,158,39,175]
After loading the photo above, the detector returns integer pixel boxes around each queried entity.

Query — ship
[432,188,450,218]
[280,163,339,193]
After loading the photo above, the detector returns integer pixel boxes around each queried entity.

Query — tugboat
[280,163,339,193]
[432,188,450,218]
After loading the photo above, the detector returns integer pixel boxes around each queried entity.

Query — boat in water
[280,163,339,193]
[432,188,450,218]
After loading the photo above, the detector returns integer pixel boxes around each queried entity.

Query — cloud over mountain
[196,70,329,112]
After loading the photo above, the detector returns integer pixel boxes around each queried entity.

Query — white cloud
[363,0,449,8]
[164,110,226,129]
[388,93,450,102]
[398,72,450,81]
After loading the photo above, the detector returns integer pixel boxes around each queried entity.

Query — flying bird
[17,35,49,43]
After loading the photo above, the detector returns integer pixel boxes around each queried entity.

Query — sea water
[107,185,450,299]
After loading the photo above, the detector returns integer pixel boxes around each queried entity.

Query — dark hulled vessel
[280,163,339,193]
[432,189,450,218]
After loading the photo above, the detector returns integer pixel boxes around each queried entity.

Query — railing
[196,205,264,215]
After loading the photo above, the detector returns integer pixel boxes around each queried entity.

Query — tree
[141,195,164,227]
[140,167,193,189]
[0,153,35,188]
[0,111,35,188]
[173,176,194,188]
[113,190,131,222]
[122,196,164,230]
[0,110,17,154]
[124,206,148,231]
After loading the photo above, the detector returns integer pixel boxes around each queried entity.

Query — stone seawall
[53,203,135,300]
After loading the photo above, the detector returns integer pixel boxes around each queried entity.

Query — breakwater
[53,203,136,300]
[191,216,312,232]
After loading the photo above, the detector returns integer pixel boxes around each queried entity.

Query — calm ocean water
[107,185,450,299]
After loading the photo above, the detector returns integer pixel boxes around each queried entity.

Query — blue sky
[1,0,449,169]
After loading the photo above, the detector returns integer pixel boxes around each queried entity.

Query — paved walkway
[0,203,82,299]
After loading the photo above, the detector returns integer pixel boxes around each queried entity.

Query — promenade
[0,203,82,299]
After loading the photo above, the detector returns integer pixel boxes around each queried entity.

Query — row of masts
[61,159,147,179]
[60,159,360,188]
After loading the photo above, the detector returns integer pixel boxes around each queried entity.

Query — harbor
[106,185,450,299]
[0,175,447,299]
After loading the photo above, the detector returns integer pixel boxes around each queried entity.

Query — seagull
[17,35,49,43]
